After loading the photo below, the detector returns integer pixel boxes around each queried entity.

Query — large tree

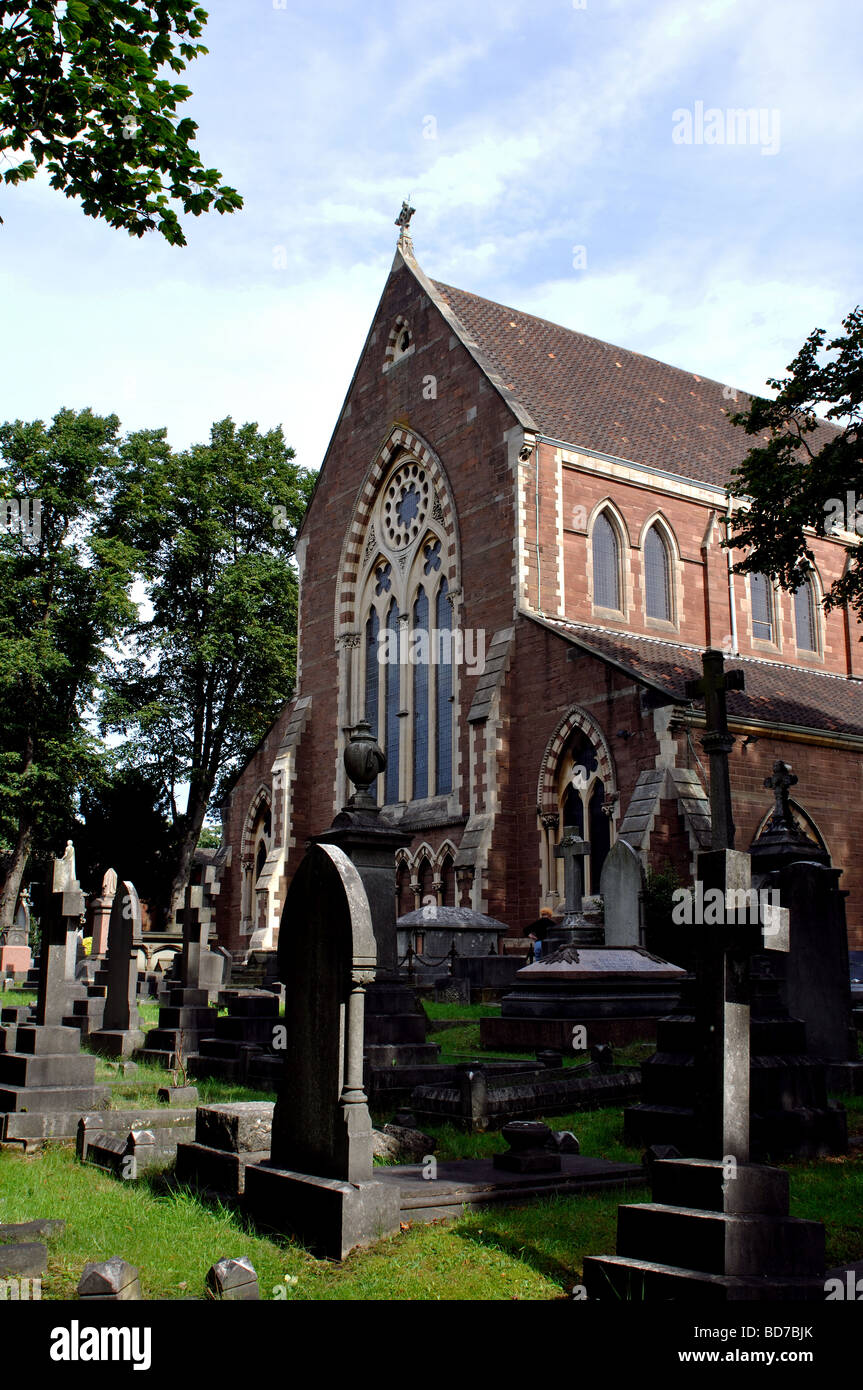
[0,406,138,930]
[0,1,242,244]
[103,416,314,920]
[727,306,863,626]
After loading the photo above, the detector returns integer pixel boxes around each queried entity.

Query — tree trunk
[0,821,33,934]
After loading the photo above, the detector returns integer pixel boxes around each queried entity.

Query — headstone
[88,867,117,958]
[0,894,31,976]
[600,838,646,948]
[37,850,86,1027]
[89,881,145,1058]
[243,841,401,1259]
[77,1257,142,1300]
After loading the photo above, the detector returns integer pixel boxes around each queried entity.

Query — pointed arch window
[794,578,817,653]
[592,512,621,611]
[365,609,380,738]
[750,573,774,641]
[435,578,453,794]
[384,600,401,803]
[413,586,429,798]
[644,524,672,621]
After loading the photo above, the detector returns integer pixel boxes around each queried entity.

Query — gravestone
[138,887,220,1068]
[37,846,87,1027]
[548,828,601,946]
[89,882,145,1058]
[0,850,109,1144]
[0,895,32,977]
[750,762,862,1094]
[585,650,828,1299]
[599,839,645,948]
[88,868,117,959]
[243,841,401,1259]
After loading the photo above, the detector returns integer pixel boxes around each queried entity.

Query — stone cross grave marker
[687,650,788,1159]
[36,847,86,1027]
[554,826,590,915]
[685,648,745,851]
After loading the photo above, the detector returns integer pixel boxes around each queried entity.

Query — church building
[213,220,863,956]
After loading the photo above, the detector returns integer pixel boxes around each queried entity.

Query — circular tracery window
[382,462,430,550]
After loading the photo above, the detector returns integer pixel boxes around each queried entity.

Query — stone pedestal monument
[0,894,32,978]
[313,720,437,1070]
[89,881,145,1058]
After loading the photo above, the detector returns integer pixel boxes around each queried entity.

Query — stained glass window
[435,578,453,794]
[750,573,773,641]
[385,601,400,803]
[794,579,817,652]
[644,525,671,621]
[413,586,429,799]
[365,609,380,739]
[592,512,620,610]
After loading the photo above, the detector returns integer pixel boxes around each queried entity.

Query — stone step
[155,1006,218,1031]
[650,1158,789,1215]
[0,1051,97,1088]
[365,1016,427,1045]
[215,1017,280,1043]
[10,1025,83,1056]
[582,1254,825,1301]
[617,1202,824,1277]
[0,1083,111,1114]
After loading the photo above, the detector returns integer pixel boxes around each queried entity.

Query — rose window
[382,463,430,550]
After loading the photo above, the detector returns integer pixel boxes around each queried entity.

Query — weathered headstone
[599,838,645,948]
[88,867,117,959]
[0,893,32,979]
[243,841,401,1259]
[89,881,144,1058]
[37,848,86,1027]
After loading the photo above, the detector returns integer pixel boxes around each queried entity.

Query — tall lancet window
[384,600,401,803]
[365,609,380,736]
[435,578,453,794]
[644,524,672,621]
[592,512,620,611]
[413,586,429,799]
[794,578,817,652]
[750,573,774,641]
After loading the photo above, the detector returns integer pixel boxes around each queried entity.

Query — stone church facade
[213,231,863,956]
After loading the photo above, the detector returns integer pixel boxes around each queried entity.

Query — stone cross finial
[395,200,415,230]
[685,649,745,850]
[763,761,799,831]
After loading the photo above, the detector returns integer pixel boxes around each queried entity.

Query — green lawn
[2,1101,862,1300]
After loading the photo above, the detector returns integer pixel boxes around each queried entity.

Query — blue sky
[2,0,861,472]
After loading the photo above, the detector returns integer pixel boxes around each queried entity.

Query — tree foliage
[727,306,863,626]
[0,406,138,928]
[0,1,242,244]
[102,416,314,914]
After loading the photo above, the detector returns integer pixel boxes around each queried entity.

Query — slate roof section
[530,614,863,739]
[432,279,837,492]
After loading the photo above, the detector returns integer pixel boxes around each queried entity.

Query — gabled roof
[530,613,863,740]
[431,278,837,492]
